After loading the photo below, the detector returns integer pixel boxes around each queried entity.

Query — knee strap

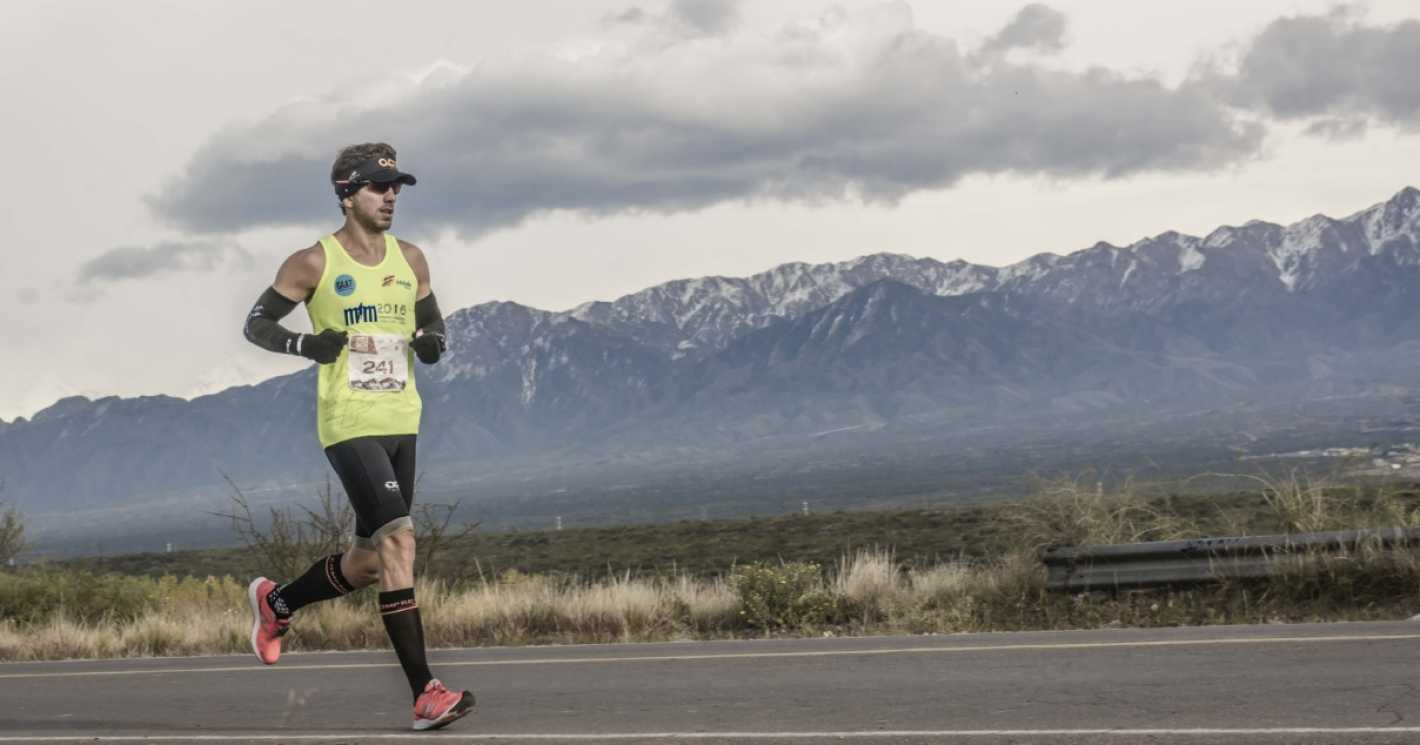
[369,516,415,546]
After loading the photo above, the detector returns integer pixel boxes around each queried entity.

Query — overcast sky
[3,0,1418,421]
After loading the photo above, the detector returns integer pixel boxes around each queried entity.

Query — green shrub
[0,570,161,624]
[0,570,246,626]
[730,562,843,630]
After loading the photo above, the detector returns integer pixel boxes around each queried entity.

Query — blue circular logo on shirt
[334,274,357,296]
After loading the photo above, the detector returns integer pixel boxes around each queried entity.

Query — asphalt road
[4,621,1420,744]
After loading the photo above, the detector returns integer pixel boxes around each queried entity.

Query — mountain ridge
[7,186,1420,526]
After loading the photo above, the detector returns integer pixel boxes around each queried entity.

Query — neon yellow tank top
[305,233,422,447]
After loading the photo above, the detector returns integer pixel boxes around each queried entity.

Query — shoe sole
[246,578,276,666]
[412,692,475,731]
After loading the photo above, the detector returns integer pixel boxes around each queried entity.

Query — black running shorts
[323,434,418,549]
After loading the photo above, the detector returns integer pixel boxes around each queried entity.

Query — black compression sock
[379,588,434,700]
[272,554,357,617]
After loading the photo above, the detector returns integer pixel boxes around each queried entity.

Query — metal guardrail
[1042,526,1420,592]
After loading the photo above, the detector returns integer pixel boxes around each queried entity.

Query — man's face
[347,181,400,230]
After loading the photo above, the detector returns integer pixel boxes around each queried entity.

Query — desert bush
[911,562,972,605]
[1261,532,1420,610]
[0,500,23,566]
[666,574,739,633]
[410,500,480,574]
[999,474,1200,552]
[0,570,162,624]
[731,561,843,630]
[217,474,479,582]
[0,571,247,626]
[834,547,907,624]
[955,550,1050,629]
[214,474,352,580]
[1368,485,1420,529]
[1239,470,1352,534]
[1200,469,1416,535]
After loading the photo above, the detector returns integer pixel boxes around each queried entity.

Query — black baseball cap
[334,157,417,198]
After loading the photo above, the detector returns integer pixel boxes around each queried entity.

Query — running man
[240,142,473,731]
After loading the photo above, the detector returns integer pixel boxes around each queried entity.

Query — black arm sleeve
[415,293,446,336]
[243,287,304,356]
[411,293,448,364]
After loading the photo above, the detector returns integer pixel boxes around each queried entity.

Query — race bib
[347,334,408,392]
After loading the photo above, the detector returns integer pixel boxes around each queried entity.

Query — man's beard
[356,207,392,231]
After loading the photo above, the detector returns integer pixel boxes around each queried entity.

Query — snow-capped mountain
[421,300,675,455]
[567,253,999,356]
[5,187,1420,517]
[545,187,1420,357]
[419,186,1420,427]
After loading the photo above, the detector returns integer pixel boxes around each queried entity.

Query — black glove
[410,330,446,364]
[301,329,348,364]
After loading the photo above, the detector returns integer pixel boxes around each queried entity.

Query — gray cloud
[605,7,649,25]
[149,4,1262,240]
[605,0,740,36]
[669,0,741,36]
[1203,8,1420,129]
[77,240,250,283]
[1304,116,1369,141]
[982,4,1068,55]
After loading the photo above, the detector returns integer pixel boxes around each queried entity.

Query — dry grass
[5,472,1420,661]
[1217,470,1354,534]
[5,543,1419,662]
[834,547,906,620]
[998,474,1201,552]
[0,571,746,662]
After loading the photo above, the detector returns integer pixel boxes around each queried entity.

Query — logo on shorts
[384,481,400,492]
[334,274,357,297]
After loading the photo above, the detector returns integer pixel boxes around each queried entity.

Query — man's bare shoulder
[397,238,426,263]
[272,243,325,300]
[279,243,324,275]
[397,239,434,296]
[286,243,326,270]
[398,239,432,280]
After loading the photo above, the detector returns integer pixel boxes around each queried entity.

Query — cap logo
[378,158,396,168]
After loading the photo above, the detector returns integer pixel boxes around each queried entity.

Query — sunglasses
[363,182,402,195]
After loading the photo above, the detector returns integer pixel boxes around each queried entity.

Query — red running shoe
[246,577,289,665]
[412,679,476,731]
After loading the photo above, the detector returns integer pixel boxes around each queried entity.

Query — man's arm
[243,245,347,364]
[401,240,447,365]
